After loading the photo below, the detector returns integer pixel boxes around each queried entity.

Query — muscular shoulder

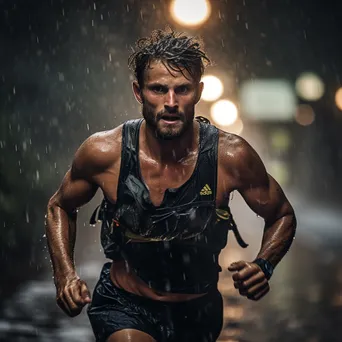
[72,124,123,179]
[218,129,268,189]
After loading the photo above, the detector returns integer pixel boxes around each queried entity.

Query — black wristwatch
[253,258,274,280]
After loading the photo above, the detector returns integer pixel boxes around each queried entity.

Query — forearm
[45,200,77,279]
[256,212,297,267]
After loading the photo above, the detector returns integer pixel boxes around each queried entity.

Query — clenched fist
[228,260,270,301]
[55,275,91,317]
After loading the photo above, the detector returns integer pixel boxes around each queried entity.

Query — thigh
[106,329,156,342]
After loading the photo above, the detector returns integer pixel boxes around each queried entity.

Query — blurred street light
[210,99,238,126]
[170,0,211,27]
[335,87,342,110]
[295,72,325,101]
[240,79,296,121]
[201,75,224,102]
[270,129,291,152]
[295,104,315,126]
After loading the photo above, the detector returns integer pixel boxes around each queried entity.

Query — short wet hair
[128,28,210,87]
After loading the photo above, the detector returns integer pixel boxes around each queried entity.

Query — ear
[132,81,143,104]
[195,81,204,104]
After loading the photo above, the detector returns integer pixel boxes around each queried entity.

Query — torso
[91,120,238,302]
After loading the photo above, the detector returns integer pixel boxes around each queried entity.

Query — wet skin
[45,61,296,341]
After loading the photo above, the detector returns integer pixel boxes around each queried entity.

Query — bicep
[50,168,98,213]
[238,173,292,223]
[227,137,293,222]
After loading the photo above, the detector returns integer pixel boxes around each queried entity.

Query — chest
[139,153,197,207]
[98,135,235,209]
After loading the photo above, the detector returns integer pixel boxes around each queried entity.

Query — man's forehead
[144,60,194,83]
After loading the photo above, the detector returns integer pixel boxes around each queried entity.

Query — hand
[228,260,270,301]
[55,274,91,317]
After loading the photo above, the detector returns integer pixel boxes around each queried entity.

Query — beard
[142,103,194,141]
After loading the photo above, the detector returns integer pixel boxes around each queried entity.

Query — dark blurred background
[1,0,342,341]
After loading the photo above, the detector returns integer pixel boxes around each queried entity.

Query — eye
[176,85,190,94]
[151,85,167,94]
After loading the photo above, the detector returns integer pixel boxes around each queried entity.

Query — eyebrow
[147,82,193,88]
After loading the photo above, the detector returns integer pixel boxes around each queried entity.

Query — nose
[164,90,178,113]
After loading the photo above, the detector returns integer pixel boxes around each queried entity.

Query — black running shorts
[87,263,223,342]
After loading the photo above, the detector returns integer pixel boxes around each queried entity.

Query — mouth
[160,114,181,123]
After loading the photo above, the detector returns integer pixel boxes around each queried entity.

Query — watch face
[266,263,273,275]
[255,259,273,278]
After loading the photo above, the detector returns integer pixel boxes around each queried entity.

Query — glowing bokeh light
[170,0,211,27]
[335,88,342,110]
[295,72,325,101]
[201,75,224,102]
[210,100,238,126]
[240,79,296,121]
[270,129,291,151]
[295,104,315,126]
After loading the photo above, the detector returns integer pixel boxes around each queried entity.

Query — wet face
[133,60,203,140]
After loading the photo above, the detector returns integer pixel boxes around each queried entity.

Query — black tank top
[90,118,248,294]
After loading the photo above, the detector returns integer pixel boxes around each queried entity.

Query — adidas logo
[200,184,212,195]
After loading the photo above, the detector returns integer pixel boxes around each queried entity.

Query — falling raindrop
[58,73,65,82]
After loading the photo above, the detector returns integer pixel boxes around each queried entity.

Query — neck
[142,120,199,164]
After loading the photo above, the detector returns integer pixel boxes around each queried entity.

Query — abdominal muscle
[110,260,207,302]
